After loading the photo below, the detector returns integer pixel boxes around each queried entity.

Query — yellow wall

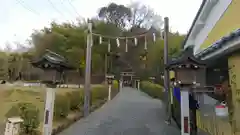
[200,0,240,49]
[196,110,232,135]
[228,53,240,134]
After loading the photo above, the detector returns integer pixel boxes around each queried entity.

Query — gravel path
[59,87,180,135]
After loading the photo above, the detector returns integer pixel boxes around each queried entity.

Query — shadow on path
[59,87,180,135]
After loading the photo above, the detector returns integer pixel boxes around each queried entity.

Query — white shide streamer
[108,40,111,52]
[134,38,137,46]
[99,36,102,44]
[116,38,120,47]
[153,33,156,42]
[144,36,147,50]
[125,38,128,52]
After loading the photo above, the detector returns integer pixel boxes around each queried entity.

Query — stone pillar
[228,53,240,134]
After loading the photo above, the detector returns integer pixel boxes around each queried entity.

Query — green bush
[112,80,119,90]
[140,81,163,99]
[54,94,70,120]
[90,80,119,102]
[5,102,40,134]
[67,90,84,111]
[91,86,108,103]
[111,80,119,98]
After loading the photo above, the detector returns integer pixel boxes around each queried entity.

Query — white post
[180,90,190,135]
[43,87,56,135]
[137,81,140,90]
[108,85,112,101]
[119,80,122,91]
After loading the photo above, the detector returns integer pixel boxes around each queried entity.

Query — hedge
[54,94,71,120]
[140,81,163,99]
[110,80,119,98]
[52,81,119,134]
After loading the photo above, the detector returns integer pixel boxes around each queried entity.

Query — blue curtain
[173,87,181,101]
[173,87,199,109]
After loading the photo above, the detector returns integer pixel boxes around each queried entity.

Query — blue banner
[173,87,199,109]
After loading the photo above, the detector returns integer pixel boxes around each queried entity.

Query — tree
[144,32,185,78]
[98,3,132,28]
[128,2,163,29]
[0,2,185,83]
[7,53,23,81]
[31,22,86,68]
[0,51,8,80]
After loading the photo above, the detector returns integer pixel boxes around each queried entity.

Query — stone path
[59,87,180,135]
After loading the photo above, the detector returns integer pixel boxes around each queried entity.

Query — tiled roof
[166,46,206,69]
[31,50,74,70]
[196,28,240,58]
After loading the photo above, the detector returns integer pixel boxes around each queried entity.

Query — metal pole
[84,19,92,117]
[163,17,171,123]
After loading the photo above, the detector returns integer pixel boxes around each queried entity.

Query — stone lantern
[4,117,23,135]
[166,46,206,135]
[31,50,74,135]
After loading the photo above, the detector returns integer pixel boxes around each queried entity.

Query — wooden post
[84,19,92,117]
[164,17,171,122]
[105,54,107,75]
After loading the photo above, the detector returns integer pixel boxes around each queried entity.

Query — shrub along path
[59,87,180,135]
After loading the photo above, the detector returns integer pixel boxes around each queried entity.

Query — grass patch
[0,86,80,132]
[0,81,119,134]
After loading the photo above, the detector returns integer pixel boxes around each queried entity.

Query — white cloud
[0,0,202,49]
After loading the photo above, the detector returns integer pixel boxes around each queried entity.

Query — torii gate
[120,68,135,87]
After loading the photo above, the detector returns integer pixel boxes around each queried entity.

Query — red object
[216,105,225,108]
[215,84,222,91]
[184,117,189,133]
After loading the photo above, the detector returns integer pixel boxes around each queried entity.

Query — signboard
[106,75,114,79]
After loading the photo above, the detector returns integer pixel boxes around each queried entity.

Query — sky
[0,0,202,50]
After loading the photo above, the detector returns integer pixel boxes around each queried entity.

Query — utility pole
[84,19,92,117]
[163,17,171,124]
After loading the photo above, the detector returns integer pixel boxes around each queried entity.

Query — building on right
[180,0,240,134]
